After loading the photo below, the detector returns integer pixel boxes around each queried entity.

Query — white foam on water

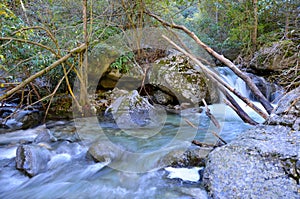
[165,167,203,182]
[0,147,17,159]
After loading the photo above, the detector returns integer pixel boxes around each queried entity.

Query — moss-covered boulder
[249,40,299,72]
[147,53,219,105]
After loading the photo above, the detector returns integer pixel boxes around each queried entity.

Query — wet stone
[16,144,51,177]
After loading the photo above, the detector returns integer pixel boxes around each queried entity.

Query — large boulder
[147,53,219,105]
[203,88,300,198]
[203,125,300,199]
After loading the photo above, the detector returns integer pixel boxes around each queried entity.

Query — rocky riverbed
[203,87,300,198]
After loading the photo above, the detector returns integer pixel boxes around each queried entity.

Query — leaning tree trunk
[146,11,273,115]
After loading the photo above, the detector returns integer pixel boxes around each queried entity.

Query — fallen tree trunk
[146,11,273,114]
[163,35,268,120]
[0,44,87,101]
[220,85,259,125]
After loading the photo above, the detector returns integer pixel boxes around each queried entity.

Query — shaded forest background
[0,0,299,117]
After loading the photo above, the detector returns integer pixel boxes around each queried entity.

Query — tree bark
[80,0,89,107]
[252,0,258,50]
[146,11,273,114]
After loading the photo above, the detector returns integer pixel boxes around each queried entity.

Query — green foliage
[110,52,134,74]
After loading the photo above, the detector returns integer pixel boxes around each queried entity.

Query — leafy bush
[110,52,134,73]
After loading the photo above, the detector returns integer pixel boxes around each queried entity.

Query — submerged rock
[87,141,123,163]
[16,144,51,177]
[203,125,300,198]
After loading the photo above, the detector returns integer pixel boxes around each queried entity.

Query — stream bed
[0,101,265,199]
[0,67,274,198]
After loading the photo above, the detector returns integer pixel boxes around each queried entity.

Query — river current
[0,67,273,198]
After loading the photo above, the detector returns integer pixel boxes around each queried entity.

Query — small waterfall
[216,67,283,103]
[217,67,251,99]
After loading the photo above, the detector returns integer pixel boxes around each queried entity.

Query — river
[0,67,275,199]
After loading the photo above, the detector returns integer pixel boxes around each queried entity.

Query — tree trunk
[252,0,258,50]
[146,11,273,114]
[80,0,89,109]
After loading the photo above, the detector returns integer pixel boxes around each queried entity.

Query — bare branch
[202,99,221,129]
[0,44,87,101]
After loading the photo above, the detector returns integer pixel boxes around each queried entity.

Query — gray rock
[34,129,56,143]
[203,125,300,199]
[88,141,123,163]
[267,86,300,130]
[159,146,212,168]
[148,53,219,105]
[106,90,166,129]
[16,144,51,177]
[50,125,80,142]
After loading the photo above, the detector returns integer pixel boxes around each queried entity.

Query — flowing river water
[0,67,278,199]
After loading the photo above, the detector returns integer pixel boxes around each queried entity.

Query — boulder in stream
[148,53,219,105]
[105,90,166,129]
[87,141,123,163]
[203,87,300,198]
[16,144,51,177]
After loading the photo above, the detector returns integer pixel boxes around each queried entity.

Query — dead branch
[0,44,87,102]
[162,35,268,120]
[202,99,220,129]
[184,118,198,129]
[146,11,273,114]
[211,131,227,145]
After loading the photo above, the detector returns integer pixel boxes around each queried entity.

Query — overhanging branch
[0,44,87,101]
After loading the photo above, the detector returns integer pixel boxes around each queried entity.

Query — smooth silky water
[0,67,274,199]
